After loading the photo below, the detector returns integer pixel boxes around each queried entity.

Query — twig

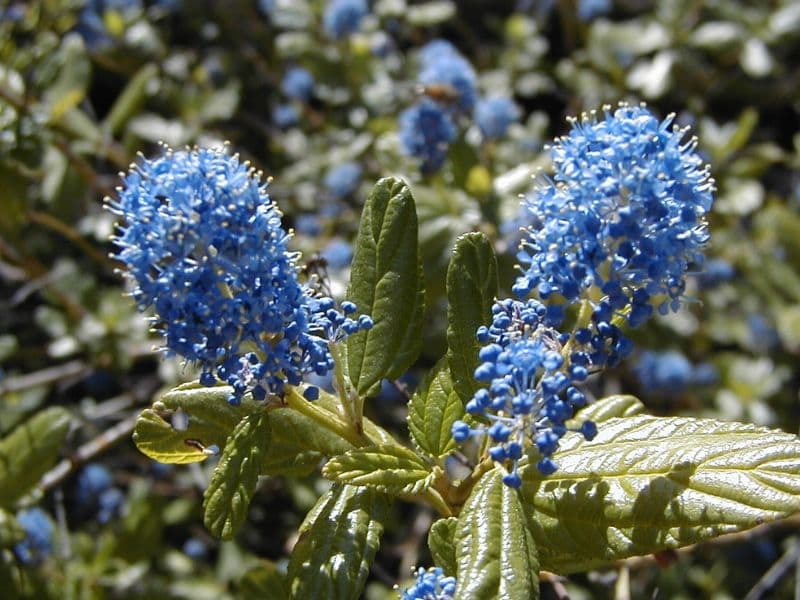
[541,571,571,600]
[0,360,87,395]
[27,210,120,271]
[744,537,800,600]
[37,412,139,493]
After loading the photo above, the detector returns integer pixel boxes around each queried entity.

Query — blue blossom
[321,238,353,269]
[418,39,460,64]
[400,567,456,600]
[474,96,521,140]
[323,0,368,39]
[399,100,457,173]
[634,350,717,396]
[76,463,113,506]
[294,213,322,236]
[418,44,477,113]
[108,146,371,404]
[451,299,600,487]
[323,162,362,199]
[697,258,735,288]
[515,104,714,333]
[577,0,612,21]
[97,487,125,523]
[183,537,208,560]
[14,508,53,566]
[272,103,300,129]
[281,67,315,102]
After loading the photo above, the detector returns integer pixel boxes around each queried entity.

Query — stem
[283,386,372,448]
[561,297,594,359]
[419,487,453,518]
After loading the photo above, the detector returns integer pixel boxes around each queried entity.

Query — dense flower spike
[451,298,599,487]
[108,146,371,403]
[399,100,457,173]
[515,104,714,333]
[400,567,456,600]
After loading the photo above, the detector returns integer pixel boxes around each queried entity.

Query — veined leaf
[288,485,389,599]
[0,508,24,548]
[133,383,258,464]
[428,517,458,576]
[322,444,432,495]
[570,395,645,425]
[408,361,464,458]
[203,412,270,540]
[446,233,498,404]
[522,415,800,574]
[455,468,539,600]
[346,177,425,397]
[0,407,71,508]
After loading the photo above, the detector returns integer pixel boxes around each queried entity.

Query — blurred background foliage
[1,0,800,598]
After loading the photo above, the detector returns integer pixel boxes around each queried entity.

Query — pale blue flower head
[108,146,371,403]
[515,104,714,331]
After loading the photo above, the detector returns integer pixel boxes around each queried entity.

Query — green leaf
[323,444,432,495]
[203,412,271,540]
[408,361,465,458]
[522,415,800,574]
[446,233,498,404]
[102,63,158,135]
[0,508,24,548]
[0,407,71,508]
[133,383,258,464]
[346,177,425,397]
[455,468,539,600]
[288,485,389,599]
[570,394,645,425]
[237,562,289,600]
[43,35,91,122]
[428,517,458,576]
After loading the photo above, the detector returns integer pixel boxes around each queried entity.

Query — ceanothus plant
[115,106,800,599]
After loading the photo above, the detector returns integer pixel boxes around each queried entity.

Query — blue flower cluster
[399,100,457,174]
[400,40,519,172]
[455,104,714,487]
[14,508,54,566]
[281,67,315,102]
[76,463,125,523]
[400,567,456,600]
[109,146,371,404]
[634,350,717,397]
[475,96,521,141]
[323,161,363,199]
[514,104,714,330]
[323,0,368,39]
[452,299,599,488]
[417,40,477,114]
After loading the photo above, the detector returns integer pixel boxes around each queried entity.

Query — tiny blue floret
[400,567,456,600]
